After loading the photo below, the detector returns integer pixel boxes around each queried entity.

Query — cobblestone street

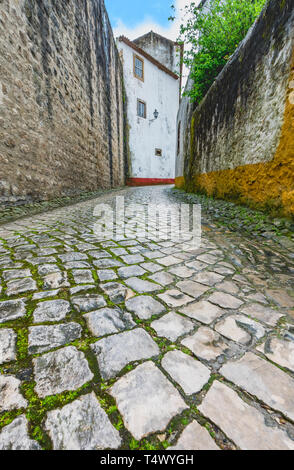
[0,185,294,450]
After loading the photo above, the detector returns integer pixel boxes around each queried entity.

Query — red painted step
[127,178,175,186]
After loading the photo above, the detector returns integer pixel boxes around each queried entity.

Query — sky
[104,0,199,42]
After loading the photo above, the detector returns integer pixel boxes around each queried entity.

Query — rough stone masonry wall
[176,0,294,218]
[0,0,126,207]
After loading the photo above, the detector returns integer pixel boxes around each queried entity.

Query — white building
[117,32,182,185]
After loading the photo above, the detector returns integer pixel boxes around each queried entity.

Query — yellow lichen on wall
[177,51,294,218]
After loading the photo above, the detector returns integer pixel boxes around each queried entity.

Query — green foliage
[176,0,267,103]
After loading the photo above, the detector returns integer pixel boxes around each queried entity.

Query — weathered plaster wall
[176,0,294,217]
[0,0,126,207]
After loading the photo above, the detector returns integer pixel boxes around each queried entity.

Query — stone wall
[176,0,294,218]
[0,0,127,207]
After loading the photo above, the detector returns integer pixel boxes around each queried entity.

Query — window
[137,99,146,118]
[155,149,162,157]
[134,54,144,81]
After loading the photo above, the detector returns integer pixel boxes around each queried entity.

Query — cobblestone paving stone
[0,186,294,450]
